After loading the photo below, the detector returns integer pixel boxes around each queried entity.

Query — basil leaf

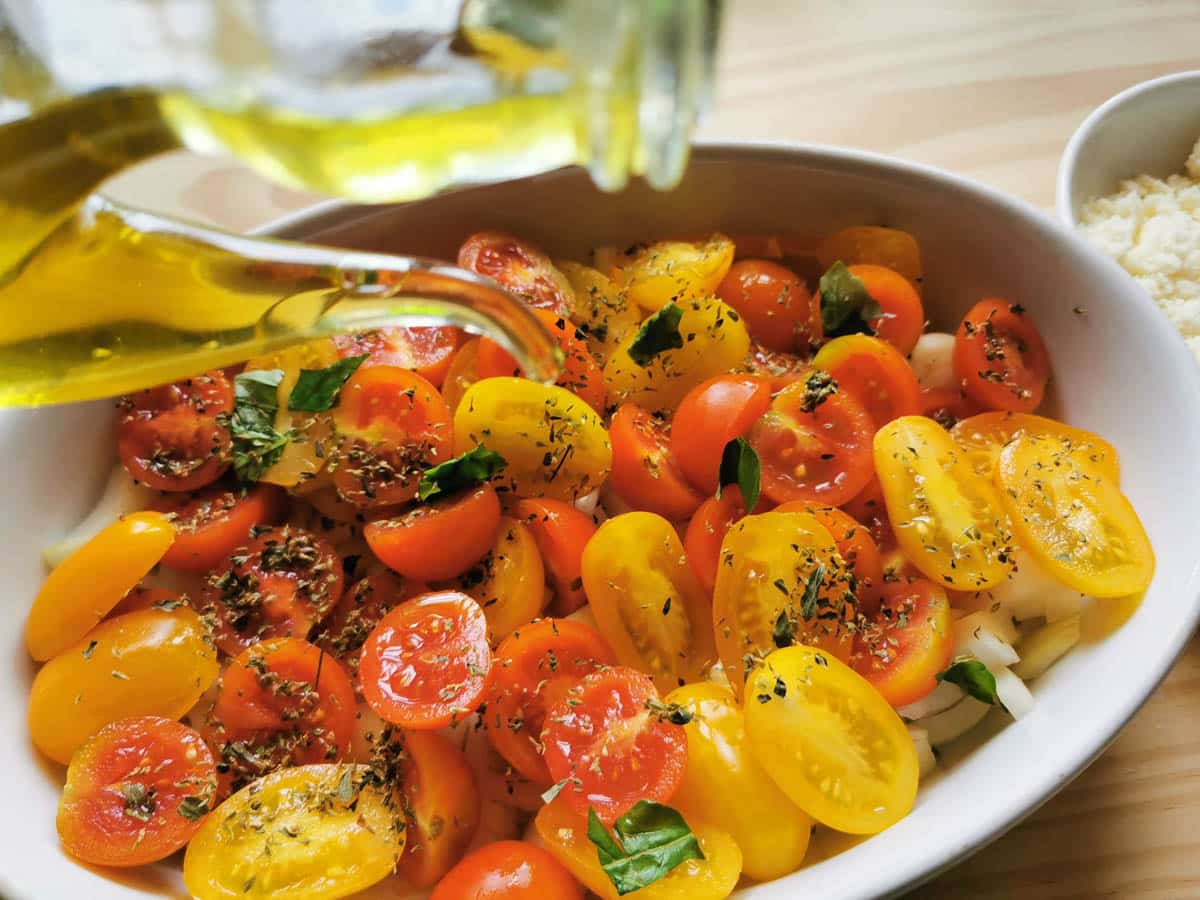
[628,302,684,366]
[417,444,507,502]
[287,354,368,412]
[176,795,210,822]
[716,437,760,513]
[588,802,705,896]
[936,658,999,705]
[800,563,826,621]
[772,608,793,649]
[819,261,885,337]
[225,370,296,482]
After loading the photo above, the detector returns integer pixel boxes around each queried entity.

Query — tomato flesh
[953,298,1050,413]
[158,482,286,573]
[431,840,585,900]
[671,374,773,495]
[332,325,461,387]
[515,498,597,616]
[609,403,704,520]
[851,579,953,707]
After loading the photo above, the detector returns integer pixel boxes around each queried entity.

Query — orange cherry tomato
[851,579,953,708]
[156,482,286,573]
[953,298,1050,413]
[442,337,482,412]
[684,486,747,595]
[816,226,923,286]
[716,259,822,353]
[199,525,344,657]
[919,385,982,429]
[332,326,462,388]
[609,403,704,521]
[314,572,427,676]
[514,499,597,616]
[671,374,773,495]
[486,618,615,783]
[542,666,687,824]
[365,484,501,581]
[117,370,233,492]
[849,264,925,355]
[456,517,547,644]
[841,472,895,552]
[744,343,811,392]
[108,585,180,618]
[812,334,922,427]
[431,841,585,900]
[359,591,492,729]
[331,365,453,507]
[57,717,216,868]
[749,372,875,506]
[458,231,574,316]
[776,501,885,617]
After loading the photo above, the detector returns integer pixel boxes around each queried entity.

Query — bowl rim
[1054,69,1200,227]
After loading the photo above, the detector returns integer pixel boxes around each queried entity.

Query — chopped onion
[907,725,937,777]
[897,679,964,721]
[989,552,1081,622]
[573,489,600,517]
[992,666,1036,720]
[919,697,992,747]
[1043,589,1085,624]
[953,613,1020,668]
[42,464,157,569]
[908,332,958,392]
[1013,614,1081,680]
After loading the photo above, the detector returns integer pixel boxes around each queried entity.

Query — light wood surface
[103,2,1200,897]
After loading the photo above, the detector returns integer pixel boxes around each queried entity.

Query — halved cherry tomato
[671,374,773,494]
[458,231,574,316]
[749,371,876,506]
[683,486,746,595]
[616,234,735,312]
[432,840,584,900]
[108,585,180,618]
[442,337,482,412]
[456,516,547,644]
[199,525,344,656]
[486,618,615,784]
[813,334,922,427]
[715,259,821,353]
[816,226,923,286]
[514,499,597,616]
[117,370,233,492]
[157,482,286,573]
[314,572,427,675]
[849,264,925,355]
[776,501,885,617]
[477,309,606,411]
[851,578,953,707]
[557,261,641,358]
[608,403,704,520]
[542,666,687,823]
[919,385,981,429]
[743,342,811,391]
[365,484,501,581]
[359,591,492,729]
[332,326,461,387]
[841,472,894,551]
[951,410,1120,482]
[953,298,1050,413]
[57,716,217,867]
[581,512,716,692]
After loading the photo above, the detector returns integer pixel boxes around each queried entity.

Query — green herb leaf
[151,598,185,612]
[226,369,296,482]
[819,261,885,338]
[716,437,760,513]
[628,303,684,366]
[772,608,793,648]
[287,354,368,412]
[541,778,573,805]
[121,783,157,822]
[800,564,826,621]
[417,444,507,502]
[82,640,98,660]
[335,767,356,804]
[587,802,705,895]
[177,795,210,822]
[936,658,999,705]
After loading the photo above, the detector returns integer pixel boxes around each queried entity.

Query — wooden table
[103,3,1200,896]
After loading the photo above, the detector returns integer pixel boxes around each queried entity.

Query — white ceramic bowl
[5,144,1200,900]
[1056,70,1200,226]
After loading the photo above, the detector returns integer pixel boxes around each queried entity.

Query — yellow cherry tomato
[26,511,175,662]
[874,415,1012,591]
[951,411,1120,482]
[581,512,716,693]
[458,516,547,644]
[998,432,1153,597]
[534,795,742,900]
[712,511,855,691]
[616,234,735,313]
[557,261,641,359]
[815,225,922,287]
[604,298,751,413]
[454,378,612,502]
[743,645,918,835]
[28,608,218,764]
[183,764,405,900]
[666,682,813,881]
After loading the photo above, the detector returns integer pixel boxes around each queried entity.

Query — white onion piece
[574,489,600,517]
[908,332,958,391]
[1043,588,1085,624]
[1013,614,1081,680]
[897,679,964,721]
[985,552,1082,623]
[42,464,157,569]
[907,725,937,777]
[992,666,1036,720]
[592,246,620,274]
[919,697,992,746]
[953,618,1020,669]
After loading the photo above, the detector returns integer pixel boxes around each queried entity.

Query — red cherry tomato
[117,370,233,492]
[683,486,747,595]
[332,326,462,388]
[458,231,574,316]
[609,403,704,521]
[716,259,822,353]
[744,343,810,392]
[671,374,773,495]
[514,499,597,616]
[108,585,181,618]
[365,484,501,581]
[812,334,922,428]
[919,386,982,430]
[953,298,1050,413]
[431,841,585,900]
[155,482,286,573]
[841,472,896,552]
[314,572,428,676]
[775,501,885,617]
[850,264,925,356]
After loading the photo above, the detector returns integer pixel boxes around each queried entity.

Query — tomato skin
[816,226,923,286]
[456,517,547,644]
[744,343,810,392]
[366,484,501,581]
[514,499,596,616]
[443,337,482,413]
[557,261,641,358]
[951,410,1120,482]
[431,840,584,900]
[117,370,233,492]
[617,234,735,313]
[608,403,704,521]
[332,325,461,387]
[849,264,925,355]
[851,579,953,707]
[458,231,575,316]
[314,572,427,675]
[919,385,981,429]
[841,472,895,551]
[671,374,773,495]
[157,483,286,573]
[108,585,179,618]
[542,666,688,823]
[683,487,746,596]
[953,298,1051,413]
[715,259,821,353]
[812,334,922,428]
[57,716,217,867]
[775,501,885,617]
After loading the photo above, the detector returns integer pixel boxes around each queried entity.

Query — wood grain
[101,2,1200,896]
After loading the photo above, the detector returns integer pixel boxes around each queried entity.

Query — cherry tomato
[157,482,286,573]
[683,486,746,596]
[581,512,716,692]
[849,264,925,355]
[458,231,575,316]
[26,511,175,662]
[953,298,1050,413]
[331,365,453,507]
[117,370,233,492]
[456,517,547,644]
[486,619,615,783]
[608,403,704,520]
[775,501,886,617]
[514,499,597,616]
[919,385,981,429]
[749,371,876,506]
[314,572,427,676]
[851,579,953,707]
[443,337,482,413]
[715,259,821,353]
[743,343,810,392]
[841,472,895,551]
[616,234,735,312]
[477,309,606,411]
[557,261,641,358]
[108,585,180,618]
[542,666,687,823]
[812,334,922,427]
[333,326,461,387]
[816,226,923,286]
[359,591,492,729]
[365,484,501,581]
[671,374,773,494]
[951,410,1120,482]
[431,840,584,900]
[199,525,344,656]
[743,645,919,834]
[57,716,216,867]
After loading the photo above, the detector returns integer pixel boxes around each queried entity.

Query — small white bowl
[1056,70,1200,226]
